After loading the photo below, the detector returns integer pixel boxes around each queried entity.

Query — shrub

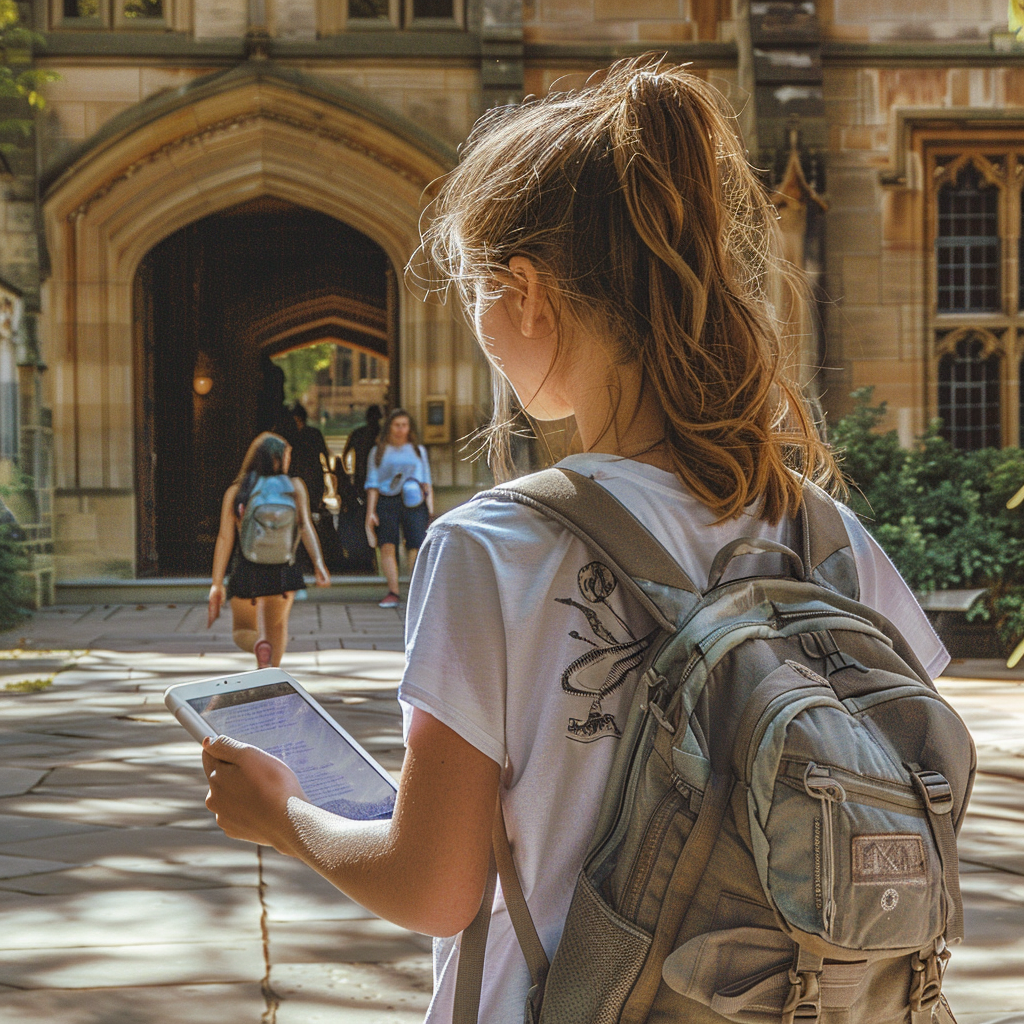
[0,519,27,633]
[831,389,1024,652]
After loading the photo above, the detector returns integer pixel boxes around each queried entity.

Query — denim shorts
[376,493,429,550]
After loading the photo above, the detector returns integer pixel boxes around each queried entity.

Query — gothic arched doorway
[133,197,396,575]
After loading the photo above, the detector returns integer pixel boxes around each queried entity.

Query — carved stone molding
[69,109,434,223]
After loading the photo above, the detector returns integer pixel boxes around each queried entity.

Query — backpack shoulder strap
[477,467,701,631]
[799,482,860,601]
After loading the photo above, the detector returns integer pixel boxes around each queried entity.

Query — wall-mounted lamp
[193,350,214,396]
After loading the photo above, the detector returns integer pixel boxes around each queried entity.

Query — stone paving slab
[0,940,266,989]
[0,853,79,880]
[0,810,106,843]
[0,864,233,895]
[269,917,433,965]
[0,766,46,795]
[271,961,433,1024]
[0,826,262,886]
[0,982,267,1024]
[0,887,263,950]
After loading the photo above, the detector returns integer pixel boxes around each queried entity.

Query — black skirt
[226,548,305,600]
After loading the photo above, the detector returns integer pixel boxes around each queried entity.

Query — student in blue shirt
[364,408,433,607]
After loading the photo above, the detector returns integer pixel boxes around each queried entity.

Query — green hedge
[0,520,27,633]
[831,388,1024,651]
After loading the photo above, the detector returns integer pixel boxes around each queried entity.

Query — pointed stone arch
[42,63,483,578]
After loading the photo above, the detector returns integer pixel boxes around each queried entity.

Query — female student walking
[208,432,330,668]
[363,407,434,608]
[200,59,948,1021]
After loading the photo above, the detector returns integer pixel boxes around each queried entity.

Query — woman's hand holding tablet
[165,669,397,823]
[167,668,499,938]
[200,733,308,852]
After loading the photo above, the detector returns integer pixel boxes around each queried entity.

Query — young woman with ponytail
[200,58,948,1020]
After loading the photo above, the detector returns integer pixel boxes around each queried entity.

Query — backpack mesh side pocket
[538,872,651,1024]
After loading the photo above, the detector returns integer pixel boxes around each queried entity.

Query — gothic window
[122,0,163,18]
[346,0,460,25]
[411,0,454,17]
[937,337,1001,450]
[55,0,168,26]
[927,148,1024,448]
[62,0,100,18]
[338,348,353,388]
[936,164,1000,313]
[348,0,391,19]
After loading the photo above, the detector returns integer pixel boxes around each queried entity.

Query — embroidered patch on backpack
[851,834,927,885]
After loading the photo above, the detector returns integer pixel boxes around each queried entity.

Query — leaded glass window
[63,0,100,16]
[936,164,1000,313]
[937,337,1001,450]
[412,0,453,16]
[123,0,162,17]
[348,0,389,18]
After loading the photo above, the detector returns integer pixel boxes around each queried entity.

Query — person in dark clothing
[342,404,383,492]
[289,402,331,512]
[257,351,288,435]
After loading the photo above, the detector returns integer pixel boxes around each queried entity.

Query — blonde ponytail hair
[417,55,838,522]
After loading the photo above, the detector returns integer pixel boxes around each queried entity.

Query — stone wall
[821,63,1024,437]
[821,0,1002,44]
[522,0,731,43]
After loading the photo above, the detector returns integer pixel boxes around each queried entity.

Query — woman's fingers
[203,733,248,763]
[202,736,306,848]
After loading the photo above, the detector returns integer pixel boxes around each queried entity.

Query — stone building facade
[0,0,1018,589]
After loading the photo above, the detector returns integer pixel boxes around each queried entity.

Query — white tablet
[165,668,397,821]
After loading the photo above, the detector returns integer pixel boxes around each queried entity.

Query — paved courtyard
[0,603,1022,1023]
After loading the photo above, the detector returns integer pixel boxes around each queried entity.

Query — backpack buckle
[910,944,950,1012]
[912,770,954,815]
[782,969,821,1024]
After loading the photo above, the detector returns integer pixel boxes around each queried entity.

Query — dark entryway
[133,197,395,576]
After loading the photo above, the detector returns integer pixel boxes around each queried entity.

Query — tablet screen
[188,681,395,820]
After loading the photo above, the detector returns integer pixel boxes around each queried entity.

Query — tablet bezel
[164,668,398,798]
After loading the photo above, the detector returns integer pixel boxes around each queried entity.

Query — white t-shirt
[397,453,948,1024]
[364,443,432,497]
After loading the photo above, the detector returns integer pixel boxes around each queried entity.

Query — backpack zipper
[780,761,925,814]
[619,785,686,922]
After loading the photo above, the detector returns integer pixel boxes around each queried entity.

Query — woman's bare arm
[202,708,500,936]
[208,485,239,624]
[365,487,380,548]
[211,485,239,588]
[292,477,329,586]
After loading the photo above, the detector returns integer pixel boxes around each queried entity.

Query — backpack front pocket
[744,685,947,950]
[662,927,872,1024]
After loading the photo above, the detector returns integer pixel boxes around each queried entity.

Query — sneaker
[254,639,273,668]
[378,592,400,609]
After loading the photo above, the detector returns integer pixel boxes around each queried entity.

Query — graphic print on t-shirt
[557,560,656,743]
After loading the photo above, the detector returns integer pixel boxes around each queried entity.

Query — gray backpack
[238,475,300,565]
[454,468,974,1024]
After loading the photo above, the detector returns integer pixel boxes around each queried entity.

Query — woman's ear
[507,257,556,340]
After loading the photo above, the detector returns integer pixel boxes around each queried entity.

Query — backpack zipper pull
[804,762,846,936]
[639,670,667,711]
